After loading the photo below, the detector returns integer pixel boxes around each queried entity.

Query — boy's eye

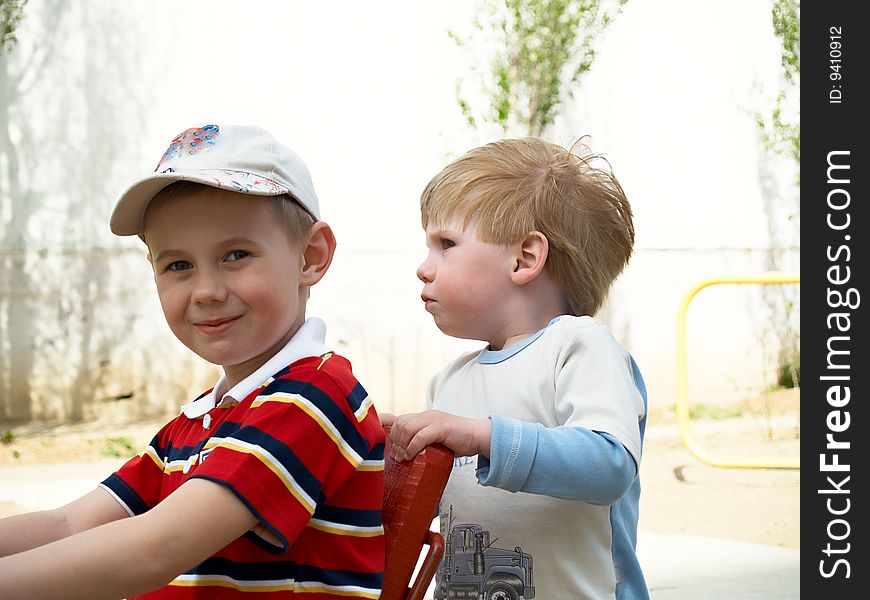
[167,260,192,272]
[225,250,250,262]
[441,239,456,251]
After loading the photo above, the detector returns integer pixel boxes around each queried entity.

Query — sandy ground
[0,390,800,550]
[639,407,799,549]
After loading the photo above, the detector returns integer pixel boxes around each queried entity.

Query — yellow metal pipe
[675,272,800,469]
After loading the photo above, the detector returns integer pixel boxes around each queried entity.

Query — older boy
[0,124,385,599]
[386,138,649,599]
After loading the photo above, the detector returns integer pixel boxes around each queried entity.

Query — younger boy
[0,124,385,599]
[385,137,649,599]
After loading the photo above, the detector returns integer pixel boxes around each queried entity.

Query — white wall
[5,0,798,420]
[310,0,797,415]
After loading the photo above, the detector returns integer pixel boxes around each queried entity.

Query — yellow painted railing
[676,272,800,469]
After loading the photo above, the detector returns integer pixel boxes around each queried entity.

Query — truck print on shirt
[434,506,535,600]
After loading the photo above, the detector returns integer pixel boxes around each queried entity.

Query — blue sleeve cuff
[477,415,538,492]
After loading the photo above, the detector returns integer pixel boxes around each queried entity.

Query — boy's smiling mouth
[194,315,242,335]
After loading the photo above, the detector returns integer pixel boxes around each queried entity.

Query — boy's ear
[511,231,548,286]
[300,221,336,286]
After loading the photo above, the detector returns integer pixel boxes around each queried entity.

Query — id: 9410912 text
[829,26,843,104]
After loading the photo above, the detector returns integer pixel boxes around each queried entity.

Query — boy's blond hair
[420,137,634,316]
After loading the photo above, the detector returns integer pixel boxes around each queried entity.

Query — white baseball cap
[110,123,320,236]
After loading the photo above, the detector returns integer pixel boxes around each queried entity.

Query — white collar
[181,317,331,419]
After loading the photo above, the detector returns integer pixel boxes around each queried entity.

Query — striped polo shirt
[100,319,385,598]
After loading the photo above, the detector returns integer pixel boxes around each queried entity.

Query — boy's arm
[387,411,635,504]
[478,415,637,504]
[0,478,257,600]
[0,487,129,557]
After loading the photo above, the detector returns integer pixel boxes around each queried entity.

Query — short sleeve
[100,420,180,516]
[189,359,384,553]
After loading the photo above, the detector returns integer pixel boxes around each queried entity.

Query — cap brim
[110,170,292,236]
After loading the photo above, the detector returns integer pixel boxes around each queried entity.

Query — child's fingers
[389,412,438,460]
[404,423,444,458]
[387,412,418,460]
[390,411,426,444]
[390,412,490,459]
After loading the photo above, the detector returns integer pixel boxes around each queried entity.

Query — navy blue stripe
[101,473,150,515]
[158,440,205,465]
[156,420,243,464]
[212,419,244,439]
[231,425,322,502]
[243,529,288,554]
[144,434,167,459]
[263,378,373,456]
[298,563,383,589]
[186,557,383,589]
[147,388,214,460]
[187,557,292,580]
[312,504,382,528]
[346,383,369,413]
[271,364,293,379]
[369,442,385,461]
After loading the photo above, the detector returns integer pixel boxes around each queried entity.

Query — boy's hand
[379,412,396,427]
[388,410,491,461]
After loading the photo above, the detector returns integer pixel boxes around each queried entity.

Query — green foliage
[0,429,14,444]
[755,0,800,396]
[758,0,799,174]
[690,404,744,421]
[772,0,799,82]
[453,0,628,136]
[101,436,137,458]
[669,403,744,421]
[1,0,27,53]
[776,359,800,389]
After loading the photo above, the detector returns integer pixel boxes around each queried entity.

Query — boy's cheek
[156,288,184,317]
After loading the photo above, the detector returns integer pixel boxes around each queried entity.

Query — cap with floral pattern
[110,123,320,235]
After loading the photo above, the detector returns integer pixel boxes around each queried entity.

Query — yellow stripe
[170,577,380,598]
[251,394,363,468]
[219,439,315,514]
[170,578,293,592]
[357,461,384,472]
[141,446,164,469]
[296,583,380,598]
[316,352,334,370]
[354,396,374,423]
[307,519,385,538]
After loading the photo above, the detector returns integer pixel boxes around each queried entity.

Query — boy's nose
[416,258,434,283]
[191,269,228,304]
